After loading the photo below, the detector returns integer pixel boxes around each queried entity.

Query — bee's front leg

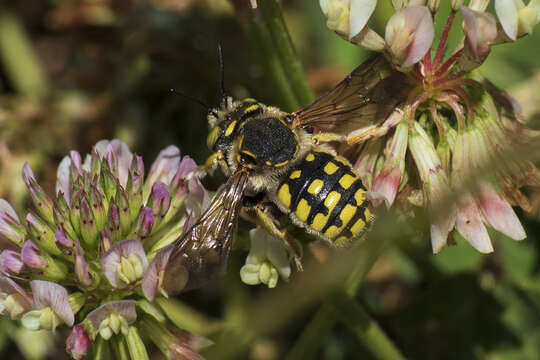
[198,150,227,176]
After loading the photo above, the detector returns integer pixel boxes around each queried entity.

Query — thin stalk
[433,11,457,69]
[246,9,300,111]
[285,233,400,360]
[0,11,49,97]
[332,295,406,360]
[434,48,464,78]
[257,0,315,106]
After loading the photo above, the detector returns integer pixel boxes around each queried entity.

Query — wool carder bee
[164,55,409,290]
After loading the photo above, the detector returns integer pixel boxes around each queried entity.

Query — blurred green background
[1,1,540,359]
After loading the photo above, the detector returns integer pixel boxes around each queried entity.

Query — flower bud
[55,229,74,257]
[26,212,62,256]
[21,240,47,269]
[80,197,99,247]
[22,163,55,224]
[53,194,78,242]
[147,182,171,229]
[114,185,133,237]
[371,121,408,208]
[135,207,154,239]
[460,6,497,70]
[126,155,144,216]
[427,0,439,12]
[0,199,26,246]
[21,241,68,280]
[0,250,24,274]
[385,5,435,68]
[320,0,377,40]
[66,325,92,360]
[125,326,149,360]
[75,240,92,287]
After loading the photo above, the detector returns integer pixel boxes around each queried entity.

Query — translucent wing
[162,169,249,293]
[292,55,411,135]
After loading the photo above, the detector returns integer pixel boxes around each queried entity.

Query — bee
[164,55,409,292]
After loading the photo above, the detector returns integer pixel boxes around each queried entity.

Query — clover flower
[240,227,291,288]
[0,139,210,359]
[321,2,540,253]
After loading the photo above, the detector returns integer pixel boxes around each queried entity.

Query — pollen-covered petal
[101,239,149,287]
[456,197,494,253]
[86,300,137,329]
[349,0,377,39]
[478,183,526,240]
[30,280,74,326]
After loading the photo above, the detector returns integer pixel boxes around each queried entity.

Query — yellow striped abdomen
[275,148,372,244]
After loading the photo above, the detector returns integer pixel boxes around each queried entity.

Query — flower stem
[257,0,315,107]
[285,234,404,360]
[0,12,49,97]
[433,11,456,69]
[331,295,406,360]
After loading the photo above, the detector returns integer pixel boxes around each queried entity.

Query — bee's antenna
[169,88,209,110]
[218,43,226,98]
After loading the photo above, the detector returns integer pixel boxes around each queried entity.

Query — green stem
[257,0,315,107]
[0,11,49,97]
[246,10,300,111]
[331,296,405,360]
[286,232,403,360]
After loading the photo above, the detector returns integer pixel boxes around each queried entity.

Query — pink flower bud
[66,325,92,360]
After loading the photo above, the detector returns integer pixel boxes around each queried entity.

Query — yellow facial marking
[277,184,291,209]
[290,170,302,179]
[324,162,339,175]
[244,104,260,113]
[274,160,289,167]
[296,199,311,222]
[339,174,356,189]
[350,218,366,236]
[307,179,324,195]
[225,120,237,137]
[206,126,220,149]
[354,188,365,205]
[306,153,315,162]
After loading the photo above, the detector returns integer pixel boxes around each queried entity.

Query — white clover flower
[240,227,291,288]
[495,0,540,40]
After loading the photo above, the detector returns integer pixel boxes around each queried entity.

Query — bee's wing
[292,55,411,135]
[163,169,249,293]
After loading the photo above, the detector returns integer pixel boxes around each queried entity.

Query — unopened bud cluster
[0,140,209,359]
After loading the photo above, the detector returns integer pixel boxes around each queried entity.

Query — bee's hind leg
[245,201,304,272]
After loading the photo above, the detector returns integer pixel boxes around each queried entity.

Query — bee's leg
[198,150,226,176]
[253,202,304,272]
[312,132,346,144]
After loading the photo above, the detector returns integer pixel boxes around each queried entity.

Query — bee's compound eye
[240,152,257,165]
